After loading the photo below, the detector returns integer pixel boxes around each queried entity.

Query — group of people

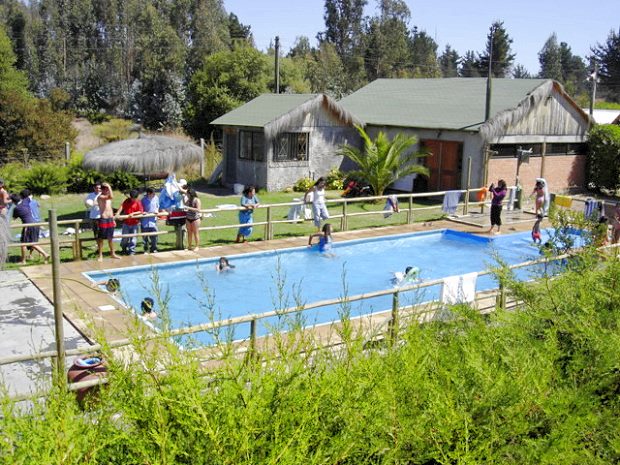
[0,179,49,264]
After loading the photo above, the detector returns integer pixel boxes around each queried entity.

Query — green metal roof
[338,78,549,131]
[211,93,322,127]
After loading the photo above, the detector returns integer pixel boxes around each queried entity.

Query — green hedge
[587,124,620,192]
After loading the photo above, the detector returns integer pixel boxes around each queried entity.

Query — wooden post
[341,200,347,231]
[265,206,272,240]
[73,220,82,260]
[540,141,547,179]
[65,142,71,164]
[49,210,66,386]
[389,291,399,345]
[463,157,472,215]
[246,318,257,364]
[200,138,205,178]
[407,195,413,224]
[496,282,506,311]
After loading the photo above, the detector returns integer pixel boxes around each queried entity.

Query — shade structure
[83,135,203,175]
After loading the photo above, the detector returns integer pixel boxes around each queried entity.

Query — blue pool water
[86,229,556,345]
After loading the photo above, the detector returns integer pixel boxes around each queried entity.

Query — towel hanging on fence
[554,195,573,208]
[584,199,597,219]
[440,272,478,305]
[442,191,461,215]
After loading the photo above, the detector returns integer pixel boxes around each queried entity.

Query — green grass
[6,189,446,267]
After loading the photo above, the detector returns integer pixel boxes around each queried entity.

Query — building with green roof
[212,79,591,193]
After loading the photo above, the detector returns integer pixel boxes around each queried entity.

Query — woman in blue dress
[236,185,260,243]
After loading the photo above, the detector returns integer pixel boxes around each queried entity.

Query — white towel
[442,191,461,215]
[506,187,516,211]
[440,272,478,304]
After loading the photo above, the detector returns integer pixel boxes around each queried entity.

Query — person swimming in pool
[92,278,120,294]
[140,297,157,320]
[392,266,420,285]
[308,223,334,256]
[216,256,235,272]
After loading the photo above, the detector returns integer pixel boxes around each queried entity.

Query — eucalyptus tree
[477,21,515,78]
[409,27,440,77]
[339,125,429,197]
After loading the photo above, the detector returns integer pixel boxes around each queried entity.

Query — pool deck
[20,216,541,347]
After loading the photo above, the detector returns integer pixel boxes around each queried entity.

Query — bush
[93,118,134,143]
[108,170,140,192]
[66,155,106,193]
[587,124,620,192]
[23,162,68,195]
[325,167,345,190]
[293,176,315,192]
[0,162,28,193]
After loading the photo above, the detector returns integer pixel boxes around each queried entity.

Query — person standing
[235,185,260,243]
[12,191,49,264]
[487,179,507,235]
[96,183,120,261]
[0,178,12,220]
[141,187,160,253]
[84,182,102,238]
[184,188,202,251]
[304,177,329,231]
[116,189,143,255]
[530,180,545,215]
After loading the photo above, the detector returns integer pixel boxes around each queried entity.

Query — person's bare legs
[108,239,120,259]
[32,245,49,263]
[96,238,104,261]
[19,246,27,264]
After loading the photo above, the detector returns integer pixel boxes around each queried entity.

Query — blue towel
[442,191,461,214]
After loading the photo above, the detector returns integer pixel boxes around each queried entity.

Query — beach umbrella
[83,135,203,175]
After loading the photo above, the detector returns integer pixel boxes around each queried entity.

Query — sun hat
[178,179,188,187]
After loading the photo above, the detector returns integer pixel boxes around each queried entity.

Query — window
[273,133,309,162]
[547,143,587,155]
[239,131,264,161]
[489,144,542,157]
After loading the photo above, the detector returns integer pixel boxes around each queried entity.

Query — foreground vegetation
[1,242,619,463]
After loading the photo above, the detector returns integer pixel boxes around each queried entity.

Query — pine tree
[591,28,620,103]
[559,41,587,96]
[512,64,531,79]
[460,50,480,77]
[409,27,440,77]
[538,33,563,81]
[439,44,459,78]
[477,21,515,78]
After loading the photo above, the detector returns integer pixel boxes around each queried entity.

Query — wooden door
[421,140,462,191]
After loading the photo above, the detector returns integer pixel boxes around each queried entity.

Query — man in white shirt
[84,181,102,238]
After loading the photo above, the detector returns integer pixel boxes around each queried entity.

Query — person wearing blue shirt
[141,187,160,253]
[235,185,260,243]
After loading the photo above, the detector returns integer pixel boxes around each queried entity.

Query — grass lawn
[5,188,447,268]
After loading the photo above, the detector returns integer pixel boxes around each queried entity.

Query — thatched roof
[264,94,363,139]
[479,80,593,141]
[83,135,203,174]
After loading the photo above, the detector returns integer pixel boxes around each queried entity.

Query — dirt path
[71,118,102,153]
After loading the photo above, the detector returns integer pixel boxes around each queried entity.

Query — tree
[288,36,313,59]
[319,0,367,91]
[591,28,620,103]
[512,64,531,79]
[477,21,515,78]
[460,50,480,77]
[439,44,459,78]
[184,45,270,138]
[305,42,348,98]
[587,124,620,192]
[559,42,587,96]
[339,125,429,196]
[0,25,29,95]
[363,0,412,80]
[409,27,440,77]
[538,33,563,81]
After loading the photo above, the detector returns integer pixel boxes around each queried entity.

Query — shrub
[0,162,28,192]
[108,170,140,192]
[93,118,134,143]
[66,155,106,193]
[587,124,620,192]
[325,167,345,190]
[23,162,68,195]
[293,176,315,192]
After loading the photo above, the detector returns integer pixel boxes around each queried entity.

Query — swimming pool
[86,229,554,345]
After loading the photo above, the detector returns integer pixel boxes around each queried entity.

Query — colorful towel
[554,195,573,208]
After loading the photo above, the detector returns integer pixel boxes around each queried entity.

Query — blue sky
[224,0,619,76]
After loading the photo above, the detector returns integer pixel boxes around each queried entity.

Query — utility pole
[484,25,496,122]
[274,36,280,94]
[588,63,598,117]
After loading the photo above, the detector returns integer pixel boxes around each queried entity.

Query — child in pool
[140,297,157,320]
[392,266,419,285]
[532,214,543,244]
[308,223,334,255]
[216,256,235,272]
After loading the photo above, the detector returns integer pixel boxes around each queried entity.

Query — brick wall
[488,155,586,192]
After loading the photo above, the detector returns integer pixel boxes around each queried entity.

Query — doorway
[421,140,463,191]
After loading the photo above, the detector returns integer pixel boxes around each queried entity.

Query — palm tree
[339,125,429,197]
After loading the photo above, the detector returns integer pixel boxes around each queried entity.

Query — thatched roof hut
[83,135,203,175]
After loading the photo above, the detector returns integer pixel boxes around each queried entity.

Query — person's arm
[308,232,320,246]
[303,186,314,204]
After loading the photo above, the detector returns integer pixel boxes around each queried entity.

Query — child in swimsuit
[532,214,543,244]
[308,223,334,255]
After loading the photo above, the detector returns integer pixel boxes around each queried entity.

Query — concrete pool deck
[18,217,540,347]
